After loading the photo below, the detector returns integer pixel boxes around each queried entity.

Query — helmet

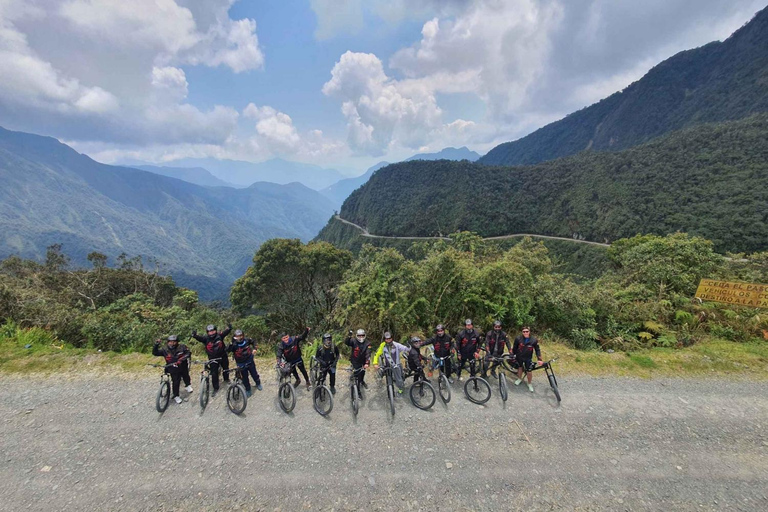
[383,331,393,340]
[206,324,216,332]
[322,333,332,348]
[493,320,502,327]
[435,324,445,332]
[322,333,332,340]
[356,329,366,337]
[234,329,244,337]
[410,336,422,347]
[279,332,289,339]
[167,334,178,343]
[465,319,473,326]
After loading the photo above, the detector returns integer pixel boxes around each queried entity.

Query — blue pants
[238,359,261,391]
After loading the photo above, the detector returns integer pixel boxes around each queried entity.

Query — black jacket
[227,338,256,364]
[513,336,541,360]
[192,326,231,358]
[275,328,310,362]
[344,336,371,368]
[425,332,454,356]
[152,342,191,367]
[455,328,482,356]
[485,329,510,356]
[316,345,340,366]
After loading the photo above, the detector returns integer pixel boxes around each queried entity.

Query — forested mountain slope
[320,114,768,253]
[480,6,768,166]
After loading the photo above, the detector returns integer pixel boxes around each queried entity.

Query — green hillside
[480,6,768,166]
[0,127,336,300]
[320,114,768,254]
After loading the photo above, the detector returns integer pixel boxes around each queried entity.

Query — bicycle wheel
[309,359,318,387]
[464,377,491,405]
[156,379,170,412]
[278,382,296,413]
[410,380,436,410]
[499,373,508,402]
[548,374,561,403]
[313,385,334,416]
[438,373,451,403]
[199,375,210,409]
[501,358,517,373]
[227,383,247,415]
[351,384,360,416]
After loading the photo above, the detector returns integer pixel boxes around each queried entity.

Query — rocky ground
[0,370,766,511]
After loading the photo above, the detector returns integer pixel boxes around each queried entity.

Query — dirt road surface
[1,373,766,511]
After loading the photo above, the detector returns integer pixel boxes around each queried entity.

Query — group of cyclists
[152,319,543,405]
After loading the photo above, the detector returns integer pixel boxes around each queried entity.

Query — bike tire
[313,385,334,416]
[409,380,436,410]
[278,382,296,413]
[199,376,210,410]
[387,383,395,417]
[227,383,247,415]
[156,379,170,412]
[548,374,561,403]
[499,373,508,402]
[501,358,517,373]
[352,384,360,416]
[438,373,451,403]
[464,377,491,405]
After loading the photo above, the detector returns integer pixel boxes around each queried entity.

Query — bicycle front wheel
[227,383,247,415]
[464,377,491,405]
[410,380,436,410]
[313,385,334,416]
[278,382,296,413]
[199,376,210,410]
[438,373,451,403]
[548,374,561,403]
[156,379,170,412]
[351,384,360,416]
[499,373,508,402]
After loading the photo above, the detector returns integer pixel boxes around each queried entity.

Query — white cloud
[309,0,364,40]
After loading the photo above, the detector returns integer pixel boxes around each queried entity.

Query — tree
[230,239,352,332]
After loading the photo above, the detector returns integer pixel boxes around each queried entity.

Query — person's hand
[537,360,543,367]
[348,330,354,336]
[192,330,197,337]
[306,327,311,332]
[154,339,161,345]
[374,364,379,370]
[172,363,178,367]
[227,323,232,330]
[364,364,369,369]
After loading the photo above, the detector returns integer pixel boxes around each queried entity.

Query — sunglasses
[522,330,530,333]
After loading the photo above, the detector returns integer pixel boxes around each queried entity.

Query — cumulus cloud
[0,0,263,147]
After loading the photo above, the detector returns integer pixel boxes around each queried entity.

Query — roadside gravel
[0,371,766,511]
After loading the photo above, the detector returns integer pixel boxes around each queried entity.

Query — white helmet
[356,329,366,338]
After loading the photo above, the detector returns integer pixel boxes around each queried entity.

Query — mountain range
[0,127,336,300]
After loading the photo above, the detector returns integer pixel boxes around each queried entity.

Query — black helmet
[435,324,445,332]
[206,324,216,332]
[322,333,332,340]
[167,334,178,342]
[233,329,244,337]
[322,333,332,348]
[410,336,422,347]
[493,320,502,327]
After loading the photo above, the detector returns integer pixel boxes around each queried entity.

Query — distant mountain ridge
[480,6,768,166]
[0,126,336,300]
[406,147,481,162]
[132,165,234,188]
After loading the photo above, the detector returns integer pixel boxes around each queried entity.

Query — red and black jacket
[485,330,510,356]
[275,328,310,362]
[425,333,454,357]
[192,326,231,358]
[455,328,482,357]
[513,336,541,361]
[227,338,256,364]
[152,343,191,367]
[344,336,371,368]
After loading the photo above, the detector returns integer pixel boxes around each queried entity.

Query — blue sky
[0,0,765,175]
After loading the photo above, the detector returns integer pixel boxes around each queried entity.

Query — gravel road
[1,370,766,511]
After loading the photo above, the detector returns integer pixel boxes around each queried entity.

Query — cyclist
[455,319,482,381]
[483,320,510,378]
[191,323,232,394]
[315,333,340,394]
[344,329,371,389]
[406,336,429,384]
[226,329,262,396]
[424,324,455,383]
[152,335,192,404]
[372,331,409,393]
[512,326,542,392]
[276,327,312,389]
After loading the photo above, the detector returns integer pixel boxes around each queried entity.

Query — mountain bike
[343,366,365,416]
[427,347,453,404]
[515,357,561,402]
[379,350,403,417]
[485,354,513,402]
[148,363,176,412]
[276,359,297,413]
[222,366,248,415]
[194,357,222,410]
[403,366,436,410]
[310,356,334,416]
[462,356,491,405]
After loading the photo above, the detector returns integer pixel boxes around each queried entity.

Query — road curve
[333,215,611,247]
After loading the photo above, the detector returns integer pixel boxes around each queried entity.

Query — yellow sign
[695,279,768,308]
